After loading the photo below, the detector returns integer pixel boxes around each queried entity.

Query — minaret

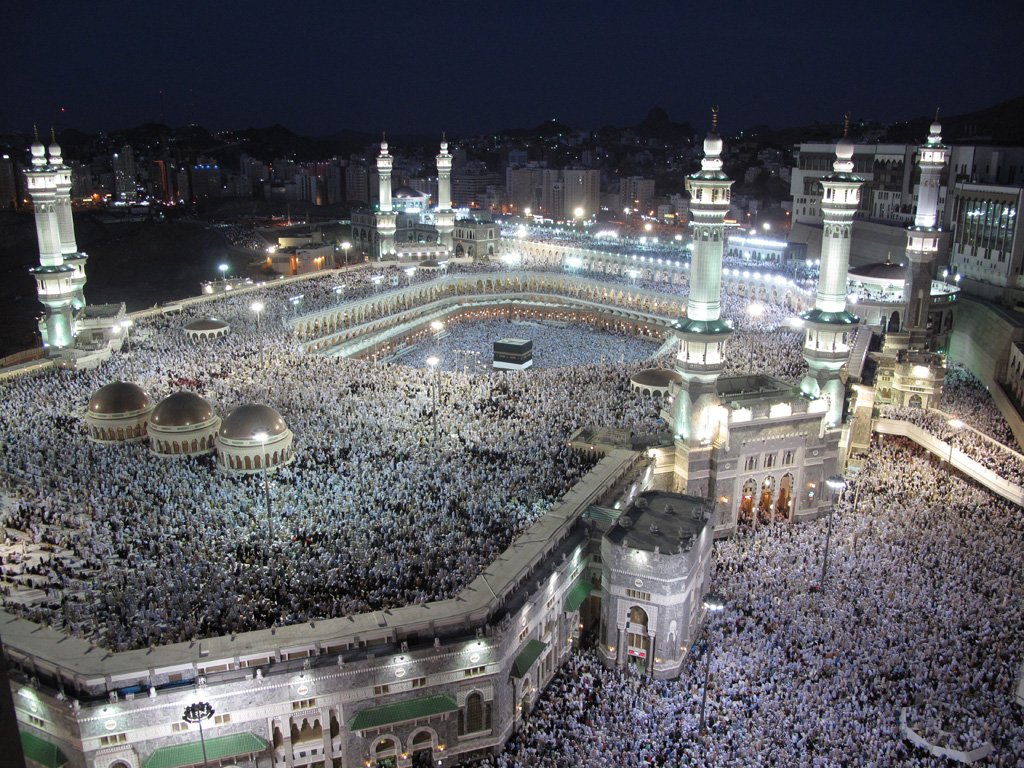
[902,115,948,335]
[48,131,87,309]
[671,107,732,495]
[374,136,396,258]
[800,115,862,425]
[434,135,455,252]
[25,129,75,351]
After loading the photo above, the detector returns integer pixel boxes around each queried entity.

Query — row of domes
[85,382,292,473]
[88,383,288,438]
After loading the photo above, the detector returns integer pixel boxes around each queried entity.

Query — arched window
[463,692,484,734]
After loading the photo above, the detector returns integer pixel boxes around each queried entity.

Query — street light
[947,418,964,467]
[820,475,847,589]
[341,240,352,264]
[218,263,229,280]
[120,318,133,353]
[430,320,444,351]
[698,594,726,735]
[182,701,215,768]
[251,301,265,368]
[253,431,273,544]
[425,356,440,443]
[746,302,764,371]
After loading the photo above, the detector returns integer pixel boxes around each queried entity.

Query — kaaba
[492,338,533,370]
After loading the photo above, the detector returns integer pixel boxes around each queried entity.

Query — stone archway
[626,605,650,666]
[409,728,435,768]
[740,478,757,526]
[777,473,795,520]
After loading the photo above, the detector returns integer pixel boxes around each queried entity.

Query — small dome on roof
[632,368,683,388]
[185,316,230,332]
[848,261,906,282]
[151,391,215,428]
[88,382,152,415]
[219,404,288,441]
[392,185,425,199]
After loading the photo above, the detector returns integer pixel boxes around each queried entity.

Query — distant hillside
[881,96,1024,145]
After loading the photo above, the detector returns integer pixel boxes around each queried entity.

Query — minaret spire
[799,121,863,425]
[372,134,397,258]
[669,107,734,493]
[434,134,455,251]
[26,121,76,352]
[902,115,948,334]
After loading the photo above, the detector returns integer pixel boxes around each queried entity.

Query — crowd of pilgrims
[502,222,821,283]
[462,438,1024,767]
[0,261,699,651]
[880,364,1024,486]
[0,248,1019,665]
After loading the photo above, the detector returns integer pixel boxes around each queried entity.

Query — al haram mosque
[2,120,1023,768]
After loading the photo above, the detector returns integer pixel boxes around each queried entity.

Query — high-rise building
[345,160,369,205]
[452,162,503,208]
[619,176,656,214]
[0,154,18,209]
[113,144,138,202]
[948,183,1024,289]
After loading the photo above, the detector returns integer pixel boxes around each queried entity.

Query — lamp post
[341,240,352,265]
[698,594,726,736]
[218,263,229,281]
[182,701,215,768]
[122,318,133,352]
[251,301,264,368]
[426,356,439,443]
[430,320,444,352]
[820,475,847,589]
[746,302,764,371]
[947,418,964,468]
[253,431,273,543]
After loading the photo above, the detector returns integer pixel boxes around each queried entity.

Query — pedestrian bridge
[873,418,1024,506]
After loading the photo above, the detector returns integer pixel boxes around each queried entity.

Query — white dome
[151,391,215,428]
[219,404,288,441]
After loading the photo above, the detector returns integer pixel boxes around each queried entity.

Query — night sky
[6,0,1022,137]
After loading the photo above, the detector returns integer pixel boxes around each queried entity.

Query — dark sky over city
[6,0,1022,137]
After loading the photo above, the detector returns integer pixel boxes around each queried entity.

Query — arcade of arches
[737,473,796,526]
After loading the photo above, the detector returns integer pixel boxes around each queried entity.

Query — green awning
[511,639,548,679]
[564,579,594,613]
[142,732,268,768]
[20,731,68,768]
[348,694,458,732]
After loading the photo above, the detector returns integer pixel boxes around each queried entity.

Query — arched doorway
[776,473,795,520]
[626,605,650,669]
[739,478,757,526]
[908,394,923,408]
[759,476,776,525]
[888,310,901,332]
[410,729,434,767]
[372,736,399,768]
